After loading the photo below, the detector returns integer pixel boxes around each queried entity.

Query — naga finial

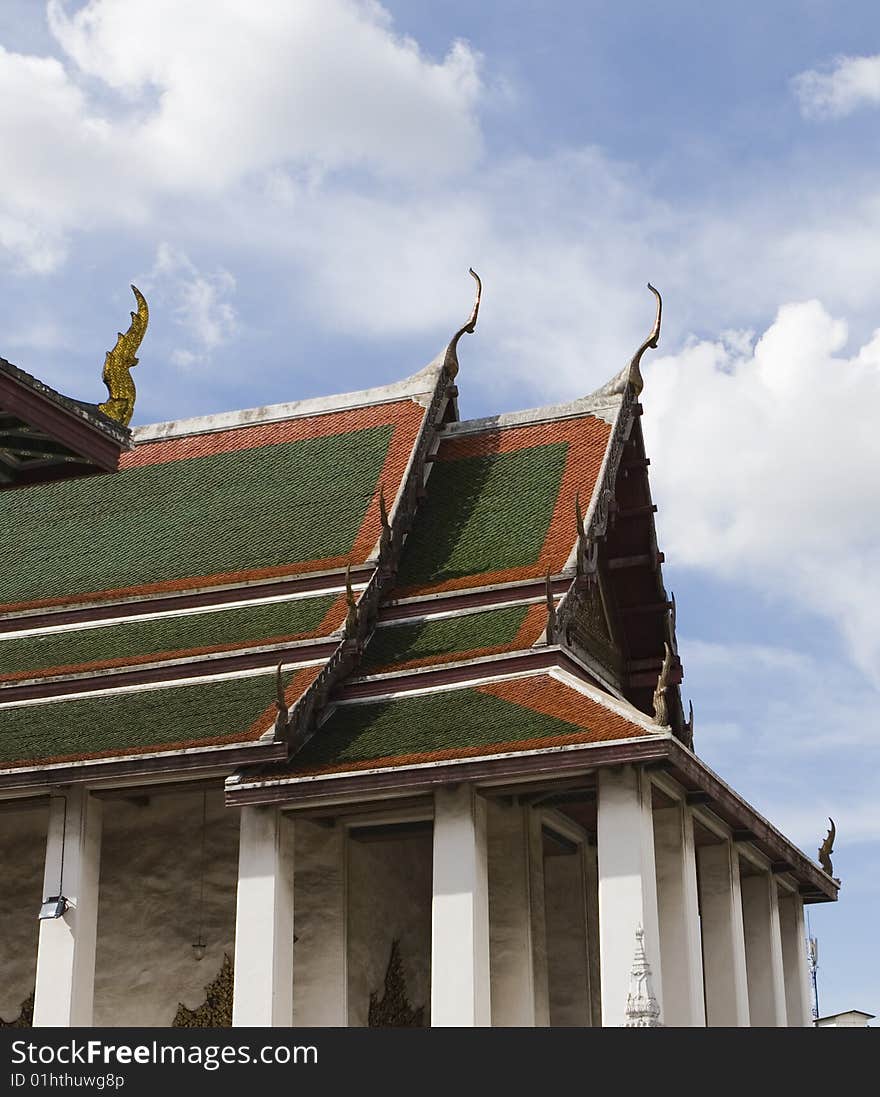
[818,818,836,877]
[545,570,557,644]
[98,284,149,426]
[443,267,482,378]
[652,642,673,725]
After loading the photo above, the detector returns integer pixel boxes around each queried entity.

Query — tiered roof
[0,280,839,902]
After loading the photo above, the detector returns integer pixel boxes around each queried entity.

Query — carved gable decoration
[173,954,234,1028]
[0,990,34,1028]
[368,939,426,1027]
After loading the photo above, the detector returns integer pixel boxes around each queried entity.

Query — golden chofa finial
[98,284,149,426]
[443,267,482,379]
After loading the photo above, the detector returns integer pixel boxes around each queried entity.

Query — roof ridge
[132,360,445,443]
[446,388,624,436]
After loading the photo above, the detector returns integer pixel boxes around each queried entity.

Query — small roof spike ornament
[544,570,557,644]
[623,925,663,1027]
[344,564,359,635]
[98,284,149,426]
[274,663,289,738]
[442,268,482,379]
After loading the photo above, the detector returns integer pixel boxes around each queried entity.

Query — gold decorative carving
[544,570,557,644]
[818,818,836,878]
[173,953,234,1027]
[368,939,426,1027]
[0,990,34,1027]
[98,284,148,426]
[652,642,673,725]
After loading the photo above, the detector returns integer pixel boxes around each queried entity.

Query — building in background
[0,279,838,1028]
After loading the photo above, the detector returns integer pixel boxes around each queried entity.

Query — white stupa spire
[623,925,663,1027]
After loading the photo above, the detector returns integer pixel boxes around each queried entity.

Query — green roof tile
[360,604,529,673]
[395,442,568,588]
[0,424,393,606]
[0,672,279,765]
[295,687,583,770]
[0,594,336,679]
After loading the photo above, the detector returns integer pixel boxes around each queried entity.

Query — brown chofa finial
[443,267,482,378]
[652,642,673,725]
[818,818,836,878]
[274,663,289,737]
[626,283,662,396]
[98,284,149,426]
[545,570,557,644]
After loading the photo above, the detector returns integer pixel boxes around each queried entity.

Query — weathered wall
[0,805,47,1020]
[346,830,432,1027]
[292,820,346,1026]
[93,789,239,1027]
[544,850,591,1026]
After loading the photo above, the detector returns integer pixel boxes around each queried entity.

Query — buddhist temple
[0,279,838,1029]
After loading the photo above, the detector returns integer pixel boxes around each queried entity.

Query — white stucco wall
[0,805,47,1020]
[346,830,432,1027]
[93,789,239,1027]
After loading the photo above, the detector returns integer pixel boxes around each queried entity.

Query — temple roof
[0,356,130,488]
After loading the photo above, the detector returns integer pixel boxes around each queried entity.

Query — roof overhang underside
[0,360,129,488]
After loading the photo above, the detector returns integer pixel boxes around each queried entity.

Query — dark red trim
[0,568,371,634]
[0,639,338,702]
[379,575,572,622]
[0,369,126,472]
[0,740,288,792]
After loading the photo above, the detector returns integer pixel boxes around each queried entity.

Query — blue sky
[1,1,878,1021]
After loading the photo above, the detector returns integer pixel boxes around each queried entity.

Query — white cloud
[0,1,483,271]
[643,302,880,681]
[680,638,880,849]
[793,53,880,119]
[144,243,238,366]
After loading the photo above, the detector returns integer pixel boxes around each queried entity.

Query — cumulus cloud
[792,53,880,119]
[0,1,483,270]
[643,300,880,680]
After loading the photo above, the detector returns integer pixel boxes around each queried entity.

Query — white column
[741,870,787,1026]
[33,788,103,1027]
[597,765,663,1026]
[696,840,750,1026]
[779,892,813,1027]
[487,802,548,1026]
[653,804,706,1026]
[431,785,490,1026]
[292,819,347,1026]
[232,806,294,1027]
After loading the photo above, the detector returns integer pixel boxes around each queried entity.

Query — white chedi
[623,925,663,1027]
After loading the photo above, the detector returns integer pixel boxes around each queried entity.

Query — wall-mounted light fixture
[38,895,68,920]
